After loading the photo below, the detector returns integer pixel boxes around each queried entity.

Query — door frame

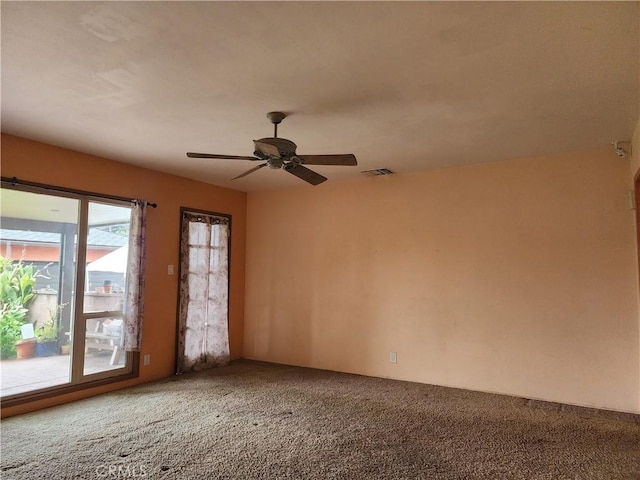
[635,172,640,299]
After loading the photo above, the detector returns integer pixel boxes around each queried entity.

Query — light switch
[168,264,174,275]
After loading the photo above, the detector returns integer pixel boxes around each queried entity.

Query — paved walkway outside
[1,353,123,397]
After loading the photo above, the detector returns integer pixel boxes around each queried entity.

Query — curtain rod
[1,176,158,208]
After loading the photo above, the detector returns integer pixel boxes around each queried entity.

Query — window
[0,185,140,404]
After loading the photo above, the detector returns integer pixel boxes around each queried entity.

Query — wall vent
[361,168,395,176]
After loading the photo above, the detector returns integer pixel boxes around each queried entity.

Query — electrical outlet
[143,354,151,366]
[389,352,397,364]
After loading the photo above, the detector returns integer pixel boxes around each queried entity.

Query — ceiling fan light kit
[187,112,357,185]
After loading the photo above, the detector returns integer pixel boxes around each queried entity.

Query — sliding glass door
[0,186,134,399]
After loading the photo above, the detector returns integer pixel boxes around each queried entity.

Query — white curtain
[123,201,147,351]
[177,212,230,373]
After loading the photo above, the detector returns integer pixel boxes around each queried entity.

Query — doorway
[176,209,231,373]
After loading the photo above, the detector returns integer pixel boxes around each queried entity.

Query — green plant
[42,302,68,346]
[0,256,39,311]
[35,320,58,344]
[48,302,68,324]
[0,256,48,358]
[0,305,26,359]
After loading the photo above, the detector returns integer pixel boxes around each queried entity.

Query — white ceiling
[2,2,638,192]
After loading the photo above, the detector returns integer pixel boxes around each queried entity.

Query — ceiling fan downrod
[267,111,286,138]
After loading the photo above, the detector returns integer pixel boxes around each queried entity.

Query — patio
[1,353,123,397]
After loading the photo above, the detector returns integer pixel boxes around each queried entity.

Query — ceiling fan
[187,112,357,185]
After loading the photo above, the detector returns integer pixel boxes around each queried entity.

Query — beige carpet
[1,361,638,479]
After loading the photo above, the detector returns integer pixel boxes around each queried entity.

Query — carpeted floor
[1,360,638,479]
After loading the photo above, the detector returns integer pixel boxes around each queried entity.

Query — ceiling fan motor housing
[255,137,298,157]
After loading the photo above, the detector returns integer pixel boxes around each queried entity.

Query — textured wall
[244,149,640,413]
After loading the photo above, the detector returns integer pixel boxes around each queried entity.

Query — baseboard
[524,398,640,424]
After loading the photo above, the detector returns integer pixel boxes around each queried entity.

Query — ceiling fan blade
[187,152,258,161]
[253,140,281,158]
[232,163,267,180]
[284,164,327,186]
[297,154,357,166]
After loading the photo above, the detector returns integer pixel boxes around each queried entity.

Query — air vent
[361,168,395,176]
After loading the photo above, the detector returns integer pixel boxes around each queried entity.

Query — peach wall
[244,149,640,413]
[633,8,640,179]
[634,119,640,413]
[632,119,640,179]
[1,134,246,416]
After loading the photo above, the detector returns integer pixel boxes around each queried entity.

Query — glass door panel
[80,202,130,377]
[0,188,79,396]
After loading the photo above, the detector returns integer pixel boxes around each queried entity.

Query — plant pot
[61,344,71,355]
[15,338,36,359]
[36,340,57,357]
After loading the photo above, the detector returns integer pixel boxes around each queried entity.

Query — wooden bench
[85,332,122,365]
[65,318,123,365]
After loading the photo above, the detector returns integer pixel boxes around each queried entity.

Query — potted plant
[15,336,37,358]
[60,341,71,355]
[15,317,36,359]
[34,302,68,357]
[35,320,58,357]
